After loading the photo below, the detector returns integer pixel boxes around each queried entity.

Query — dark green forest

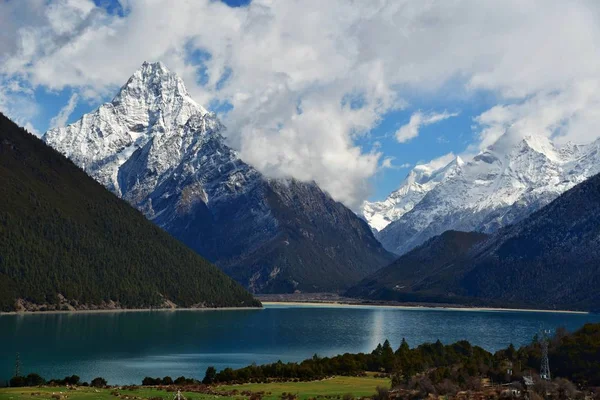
[203,323,600,388]
[0,113,261,311]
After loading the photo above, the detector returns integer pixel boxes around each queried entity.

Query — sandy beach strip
[260,301,589,314]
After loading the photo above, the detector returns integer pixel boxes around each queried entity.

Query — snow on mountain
[44,62,393,293]
[362,156,464,231]
[375,134,600,255]
[44,62,210,196]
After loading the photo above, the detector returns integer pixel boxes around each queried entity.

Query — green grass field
[0,376,390,400]
[217,376,389,399]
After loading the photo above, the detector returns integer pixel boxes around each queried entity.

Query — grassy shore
[0,376,390,400]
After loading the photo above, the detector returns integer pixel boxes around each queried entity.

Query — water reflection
[2,305,598,384]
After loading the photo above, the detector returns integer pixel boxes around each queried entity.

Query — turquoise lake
[2,304,599,385]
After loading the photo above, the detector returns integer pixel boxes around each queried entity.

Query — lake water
[2,304,599,385]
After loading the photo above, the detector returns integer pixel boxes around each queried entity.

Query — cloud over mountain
[2,0,600,207]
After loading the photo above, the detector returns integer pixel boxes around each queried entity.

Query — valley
[3,2,600,399]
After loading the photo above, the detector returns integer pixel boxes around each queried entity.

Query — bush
[10,376,27,387]
[372,386,389,400]
[90,377,107,388]
[174,376,187,385]
[65,375,80,385]
[142,377,161,386]
[435,379,459,396]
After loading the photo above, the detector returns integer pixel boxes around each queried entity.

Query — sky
[1,0,600,208]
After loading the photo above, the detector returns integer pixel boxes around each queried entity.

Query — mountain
[348,172,600,311]
[460,171,600,311]
[345,231,488,302]
[44,62,393,293]
[375,135,600,255]
[361,156,464,232]
[0,112,260,312]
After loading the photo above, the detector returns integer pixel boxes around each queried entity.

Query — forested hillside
[460,171,600,311]
[348,172,600,311]
[0,113,260,312]
[345,231,488,302]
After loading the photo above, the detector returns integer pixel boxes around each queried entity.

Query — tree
[381,340,395,372]
[9,376,27,387]
[161,376,173,385]
[203,366,217,385]
[90,377,107,388]
[65,375,80,385]
[25,374,45,386]
[396,338,410,355]
[142,377,161,386]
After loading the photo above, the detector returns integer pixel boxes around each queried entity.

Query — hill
[345,231,489,303]
[0,113,260,312]
[348,172,600,311]
[461,172,600,311]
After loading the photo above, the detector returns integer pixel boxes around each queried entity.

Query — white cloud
[417,152,457,172]
[0,80,39,131]
[2,0,600,206]
[396,111,459,143]
[380,157,411,170]
[473,80,600,152]
[23,122,41,136]
[49,93,79,129]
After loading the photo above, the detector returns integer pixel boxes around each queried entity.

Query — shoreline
[260,300,590,314]
[1,300,590,316]
[0,305,263,316]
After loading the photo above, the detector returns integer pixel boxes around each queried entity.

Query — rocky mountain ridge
[44,62,393,293]
[368,134,600,255]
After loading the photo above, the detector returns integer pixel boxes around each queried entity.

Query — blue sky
[20,0,481,202]
[2,0,599,207]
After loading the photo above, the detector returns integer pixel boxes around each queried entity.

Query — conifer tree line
[203,323,600,388]
[0,113,260,311]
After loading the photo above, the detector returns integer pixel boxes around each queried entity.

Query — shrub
[372,386,389,400]
[90,377,107,388]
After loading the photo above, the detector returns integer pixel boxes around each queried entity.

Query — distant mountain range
[348,171,600,311]
[44,62,393,293]
[0,112,260,312]
[364,135,600,256]
[362,155,464,232]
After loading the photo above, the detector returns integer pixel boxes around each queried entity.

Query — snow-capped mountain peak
[361,155,463,232]
[374,134,600,255]
[44,62,211,195]
[113,61,208,123]
[518,135,564,163]
[44,62,392,294]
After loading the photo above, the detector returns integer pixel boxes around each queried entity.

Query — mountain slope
[460,171,600,310]
[348,172,600,311]
[345,231,489,302]
[44,62,393,293]
[377,135,600,255]
[0,112,260,312]
[361,156,464,232]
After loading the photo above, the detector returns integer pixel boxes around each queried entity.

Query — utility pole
[540,330,551,381]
